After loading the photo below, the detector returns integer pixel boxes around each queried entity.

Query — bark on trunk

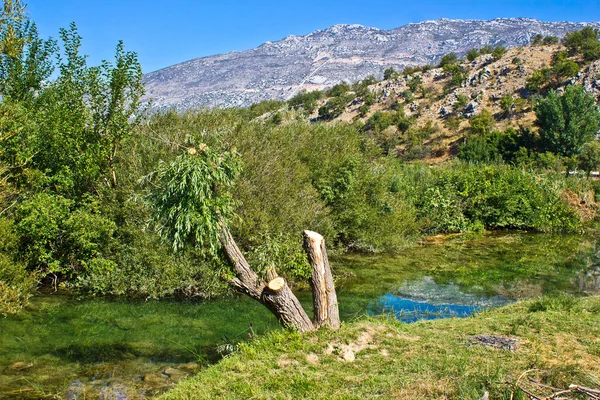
[219,221,339,333]
[303,230,340,329]
[220,225,314,332]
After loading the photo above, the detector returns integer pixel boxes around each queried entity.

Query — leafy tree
[437,52,458,68]
[468,109,495,136]
[408,74,422,93]
[535,85,600,159]
[383,67,399,80]
[479,45,494,55]
[543,36,559,45]
[455,94,469,110]
[0,0,57,101]
[564,27,600,61]
[326,82,350,97]
[288,90,323,114]
[500,94,516,119]
[444,115,461,132]
[492,46,507,59]
[318,96,348,120]
[466,49,479,62]
[526,67,553,93]
[532,34,544,46]
[578,140,600,178]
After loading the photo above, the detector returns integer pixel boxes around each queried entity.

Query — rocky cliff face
[143,18,600,111]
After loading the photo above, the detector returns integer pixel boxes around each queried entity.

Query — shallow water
[1,231,599,398]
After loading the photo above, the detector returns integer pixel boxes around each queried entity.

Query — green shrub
[394,163,581,234]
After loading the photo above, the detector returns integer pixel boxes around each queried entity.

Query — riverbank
[162,295,600,399]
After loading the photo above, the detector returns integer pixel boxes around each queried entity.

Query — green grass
[161,295,600,400]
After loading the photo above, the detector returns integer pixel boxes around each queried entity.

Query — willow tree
[145,145,340,332]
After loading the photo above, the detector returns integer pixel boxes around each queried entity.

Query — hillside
[287,42,600,163]
[143,19,600,110]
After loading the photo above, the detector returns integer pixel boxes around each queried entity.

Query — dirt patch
[469,334,519,352]
[325,325,384,362]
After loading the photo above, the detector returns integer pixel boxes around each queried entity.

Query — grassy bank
[162,296,600,399]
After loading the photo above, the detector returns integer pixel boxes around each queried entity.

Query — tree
[0,0,57,101]
[578,140,600,178]
[564,27,600,61]
[469,109,495,136]
[500,94,516,119]
[466,49,479,62]
[492,46,507,59]
[318,96,348,120]
[535,85,600,159]
[437,52,458,68]
[383,67,398,80]
[532,34,544,46]
[146,146,341,332]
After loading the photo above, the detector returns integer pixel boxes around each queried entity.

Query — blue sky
[26,0,600,74]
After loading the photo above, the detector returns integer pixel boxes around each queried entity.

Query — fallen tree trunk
[219,225,339,332]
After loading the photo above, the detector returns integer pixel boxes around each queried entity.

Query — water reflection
[368,277,513,322]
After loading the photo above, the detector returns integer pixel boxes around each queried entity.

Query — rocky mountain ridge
[143,18,600,111]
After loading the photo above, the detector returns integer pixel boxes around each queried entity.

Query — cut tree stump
[304,230,340,329]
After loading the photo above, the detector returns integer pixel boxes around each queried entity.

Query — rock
[9,362,33,371]
[142,373,169,385]
[162,367,187,380]
[178,362,201,373]
[439,106,450,116]
[470,335,519,352]
[464,102,479,117]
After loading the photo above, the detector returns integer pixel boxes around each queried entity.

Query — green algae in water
[0,295,279,399]
[1,232,599,398]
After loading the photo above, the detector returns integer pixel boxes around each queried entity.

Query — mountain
[143,18,600,111]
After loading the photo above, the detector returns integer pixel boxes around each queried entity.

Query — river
[1,232,598,399]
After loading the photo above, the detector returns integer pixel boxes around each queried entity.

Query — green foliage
[578,140,600,177]
[438,52,458,68]
[526,67,553,92]
[326,82,350,98]
[383,67,399,80]
[318,96,349,120]
[535,85,600,158]
[564,27,600,61]
[145,146,241,254]
[468,109,495,136]
[401,89,414,103]
[247,99,285,119]
[407,74,423,93]
[512,57,522,65]
[543,36,559,45]
[454,94,469,110]
[0,217,36,315]
[444,115,462,132]
[396,163,581,234]
[287,90,323,114]
[479,45,494,55]
[357,104,369,117]
[466,49,479,62]
[492,46,507,59]
[0,0,57,101]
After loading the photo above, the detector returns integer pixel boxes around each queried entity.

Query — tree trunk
[218,224,340,332]
[303,230,340,329]
[219,225,314,332]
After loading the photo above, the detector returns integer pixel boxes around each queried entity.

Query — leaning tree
[145,144,339,332]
